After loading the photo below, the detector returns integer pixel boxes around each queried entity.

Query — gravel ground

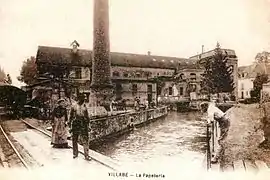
[223,103,270,167]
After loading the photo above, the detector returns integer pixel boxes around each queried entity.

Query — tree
[255,51,270,63]
[0,66,7,83]
[200,43,235,98]
[5,74,12,84]
[200,58,214,97]
[251,73,268,101]
[17,56,38,85]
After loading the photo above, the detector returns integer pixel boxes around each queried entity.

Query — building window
[180,87,184,95]
[147,84,152,93]
[246,91,249,96]
[169,87,173,95]
[145,71,152,78]
[180,73,184,80]
[132,84,138,95]
[113,71,120,77]
[136,72,141,78]
[241,83,244,90]
[123,72,129,78]
[190,73,196,80]
[75,67,82,79]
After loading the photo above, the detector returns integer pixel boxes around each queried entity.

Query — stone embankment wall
[89,106,168,143]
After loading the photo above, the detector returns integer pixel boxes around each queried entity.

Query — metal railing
[206,120,218,170]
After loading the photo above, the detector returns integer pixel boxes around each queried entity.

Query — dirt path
[223,104,270,167]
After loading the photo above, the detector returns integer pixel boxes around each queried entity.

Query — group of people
[51,94,91,160]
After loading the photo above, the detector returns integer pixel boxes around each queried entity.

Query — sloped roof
[36,46,197,70]
[189,48,237,60]
[239,63,270,78]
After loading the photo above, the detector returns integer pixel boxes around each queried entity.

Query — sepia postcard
[1,0,270,179]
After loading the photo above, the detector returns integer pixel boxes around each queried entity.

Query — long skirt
[51,116,68,148]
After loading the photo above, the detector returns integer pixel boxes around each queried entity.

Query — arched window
[180,73,185,79]
[136,72,142,78]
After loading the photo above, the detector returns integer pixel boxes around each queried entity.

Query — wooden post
[206,123,211,170]
[212,121,215,152]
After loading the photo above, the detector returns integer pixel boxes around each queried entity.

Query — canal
[95,111,208,173]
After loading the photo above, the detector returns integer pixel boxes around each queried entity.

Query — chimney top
[71,40,80,53]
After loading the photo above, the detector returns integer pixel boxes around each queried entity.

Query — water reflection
[94,111,207,169]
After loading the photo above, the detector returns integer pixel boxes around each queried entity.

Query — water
[95,111,207,172]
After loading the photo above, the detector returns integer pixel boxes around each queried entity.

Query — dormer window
[136,72,141,78]
[71,40,80,53]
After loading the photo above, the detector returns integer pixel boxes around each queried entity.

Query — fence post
[206,123,211,170]
[212,121,215,152]
[215,121,218,138]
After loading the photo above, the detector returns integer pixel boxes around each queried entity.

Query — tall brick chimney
[91,0,112,88]
[89,0,113,115]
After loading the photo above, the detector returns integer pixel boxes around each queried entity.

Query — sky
[0,0,270,87]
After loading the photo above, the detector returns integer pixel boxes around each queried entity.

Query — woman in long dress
[51,99,69,148]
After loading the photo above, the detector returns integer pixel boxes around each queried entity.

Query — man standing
[68,94,91,160]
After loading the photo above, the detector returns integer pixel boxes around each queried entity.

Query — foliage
[0,66,7,83]
[261,91,270,103]
[255,51,270,63]
[200,43,235,96]
[6,74,12,84]
[0,67,12,84]
[17,56,38,85]
[251,73,268,101]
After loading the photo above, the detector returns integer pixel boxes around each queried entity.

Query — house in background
[238,61,270,100]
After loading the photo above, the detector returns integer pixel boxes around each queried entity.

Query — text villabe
[108,172,165,178]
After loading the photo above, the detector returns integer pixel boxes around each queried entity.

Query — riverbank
[222,104,270,168]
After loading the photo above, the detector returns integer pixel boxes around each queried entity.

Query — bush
[241,98,258,104]
[230,95,236,101]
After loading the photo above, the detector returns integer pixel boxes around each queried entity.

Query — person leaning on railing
[211,111,230,163]
[200,102,231,164]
